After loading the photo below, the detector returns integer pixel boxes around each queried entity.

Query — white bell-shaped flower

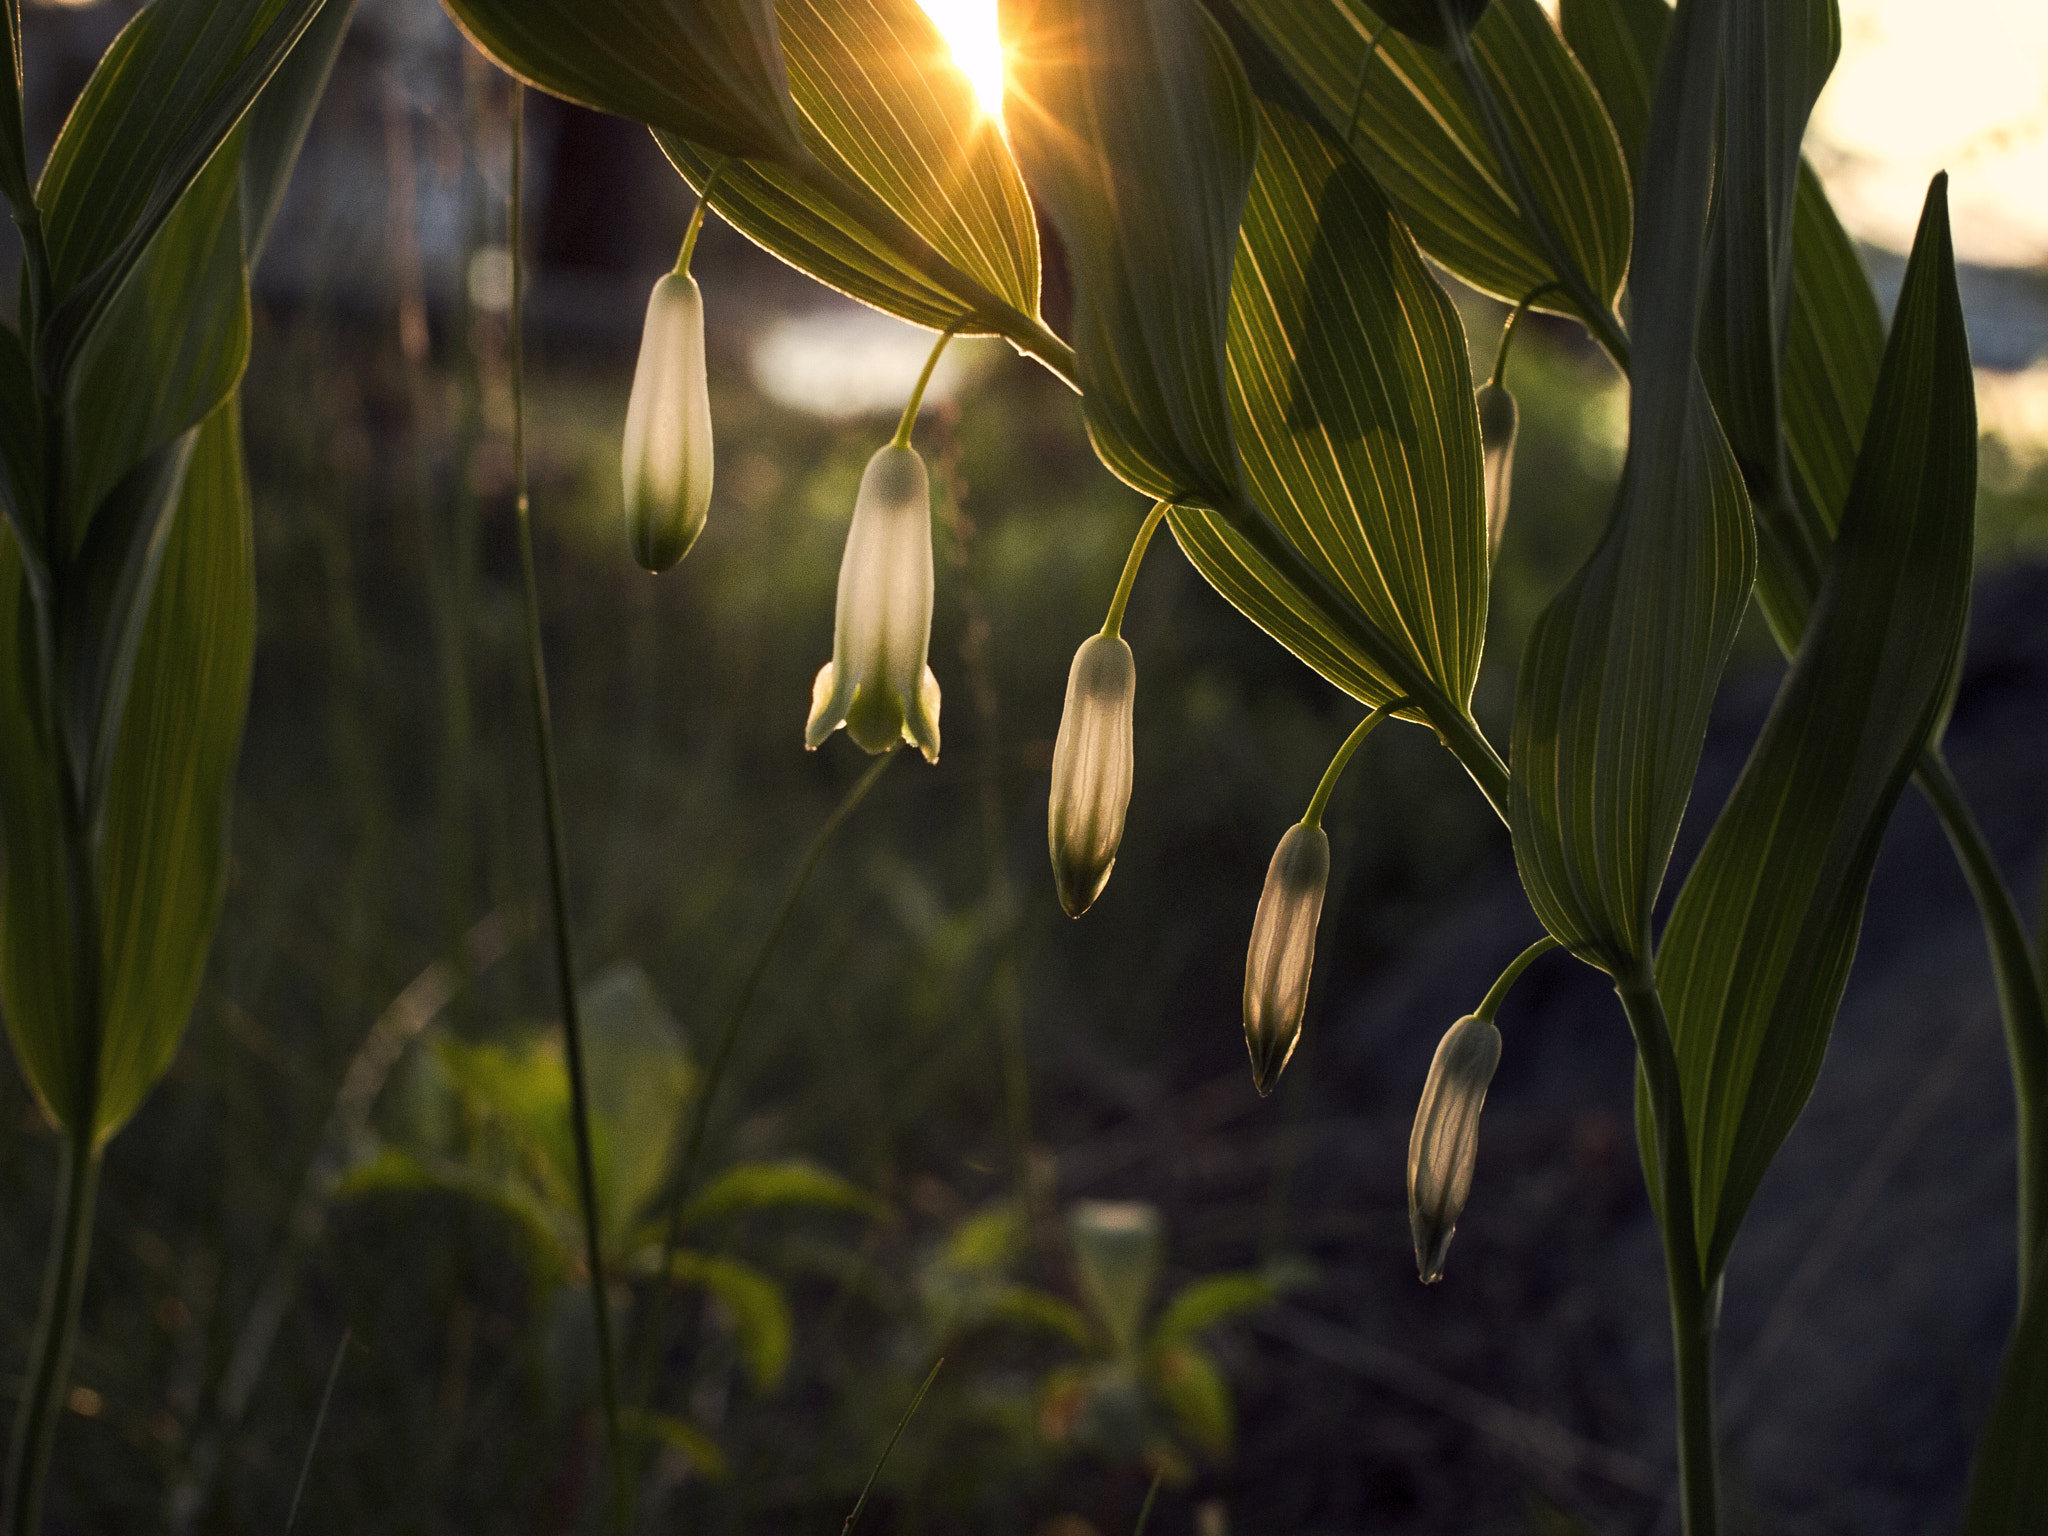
[1048,633,1137,917]
[1407,1012,1503,1283]
[621,271,715,572]
[1242,822,1330,1095]
[804,443,942,762]
[1477,381,1518,564]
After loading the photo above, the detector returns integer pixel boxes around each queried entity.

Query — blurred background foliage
[0,1,2043,1532]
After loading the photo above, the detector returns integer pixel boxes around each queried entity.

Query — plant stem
[504,83,628,1533]
[672,158,728,277]
[283,1329,350,1536]
[2,1128,102,1536]
[629,749,900,1407]
[1489,283,1563,390]
[1132,1469,1166,1536]
[1303,697,1406,829]
[892,321,964,449]
[1473,935,1559,1023]
[1443,23,1631,374]
[1100,501,1168,640]
[842,1357,944,1536]
[1915,746,2048,1292]
[1615,975,1719,1536]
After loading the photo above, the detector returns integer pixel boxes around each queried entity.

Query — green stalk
[1441,20,1631,374]
[1473,935,1559,1023]
[892,321,964,450]
[2,1128,101,1536]
[841,1357,943,1536]
[1488,283,1563,390]
[672,158,728,277]
[1915,747,2048,1292]
[1304,697,1405,829]
[1615,974,1719,1536]
[503,84,627,1532]
[628,749,900,1415]
[1100,501,1168,641]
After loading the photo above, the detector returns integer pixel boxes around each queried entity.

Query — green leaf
[1508,0,1751,976]
[337,1144,577,1270]
[240,0,356,266]
[1152,1341,1234,1457]
[33,0,331,383]
[439,0,806,164]
[1002,0,1257,510]
[665,1250,794,1391]
[1776,161,1883,628]
[0,321,39,545]
[0,520,75,1128]
[1565,0,1885,651]
[1695,0,1839,638]
[1229,0,1631,330]
[1963,1235,2048,1536]
[653,0,1057,365]
[93,399,259,1139]
[1656,176,1976,1275]
[578,962,693,1243]
[671,1159,889,1234]
[986,1286,1095,1349]
[63,149,250,550]
[1151,1271,1286,1349]
[0,0,28,215]
[619,1409,729,1480]
[1559,0,1668,185]
[1168,98,1487,721]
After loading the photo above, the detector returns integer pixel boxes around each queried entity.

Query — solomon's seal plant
[0,0,2034,1528]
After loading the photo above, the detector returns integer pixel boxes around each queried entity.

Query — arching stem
[1100,501,1169,640]
[1473,935,1559,1023]
[892,319,966,450]
[1303,697,1408,830]
[1489,282,1564,390]
[673,157,729,276]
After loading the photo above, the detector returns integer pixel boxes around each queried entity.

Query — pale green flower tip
[1068,1199,1163,1353]
[1407,1013,1503,1284]
[1476,381,1518,561]
[1241,822,1330,1095]
[806,663,942,763]
[1048,634,1137,918]
[622,271,714,573]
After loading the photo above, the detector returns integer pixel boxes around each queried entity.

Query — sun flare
[916,0,1007,121]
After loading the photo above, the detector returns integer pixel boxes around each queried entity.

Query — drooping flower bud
[804,443,942,762]
[1242,822,1330,1096]
[1407,1013,1503,1283]
[1476,381,1518,564]
[1048,634,1137,918]
[621,272,715,572]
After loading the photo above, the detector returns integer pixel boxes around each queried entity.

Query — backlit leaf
[1171,99,1487,718]
[1152,1271,1284,1348]
[656,0,1059,368]
[1559,0,1667,184]
[1696,0,1839,646]
[1002,0,1256,508]
[1657,177,1975,1275]
[1229,0,1631,333]
[439,0,806,164]
[33,0,331,386]
[1509,0,1751,975]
